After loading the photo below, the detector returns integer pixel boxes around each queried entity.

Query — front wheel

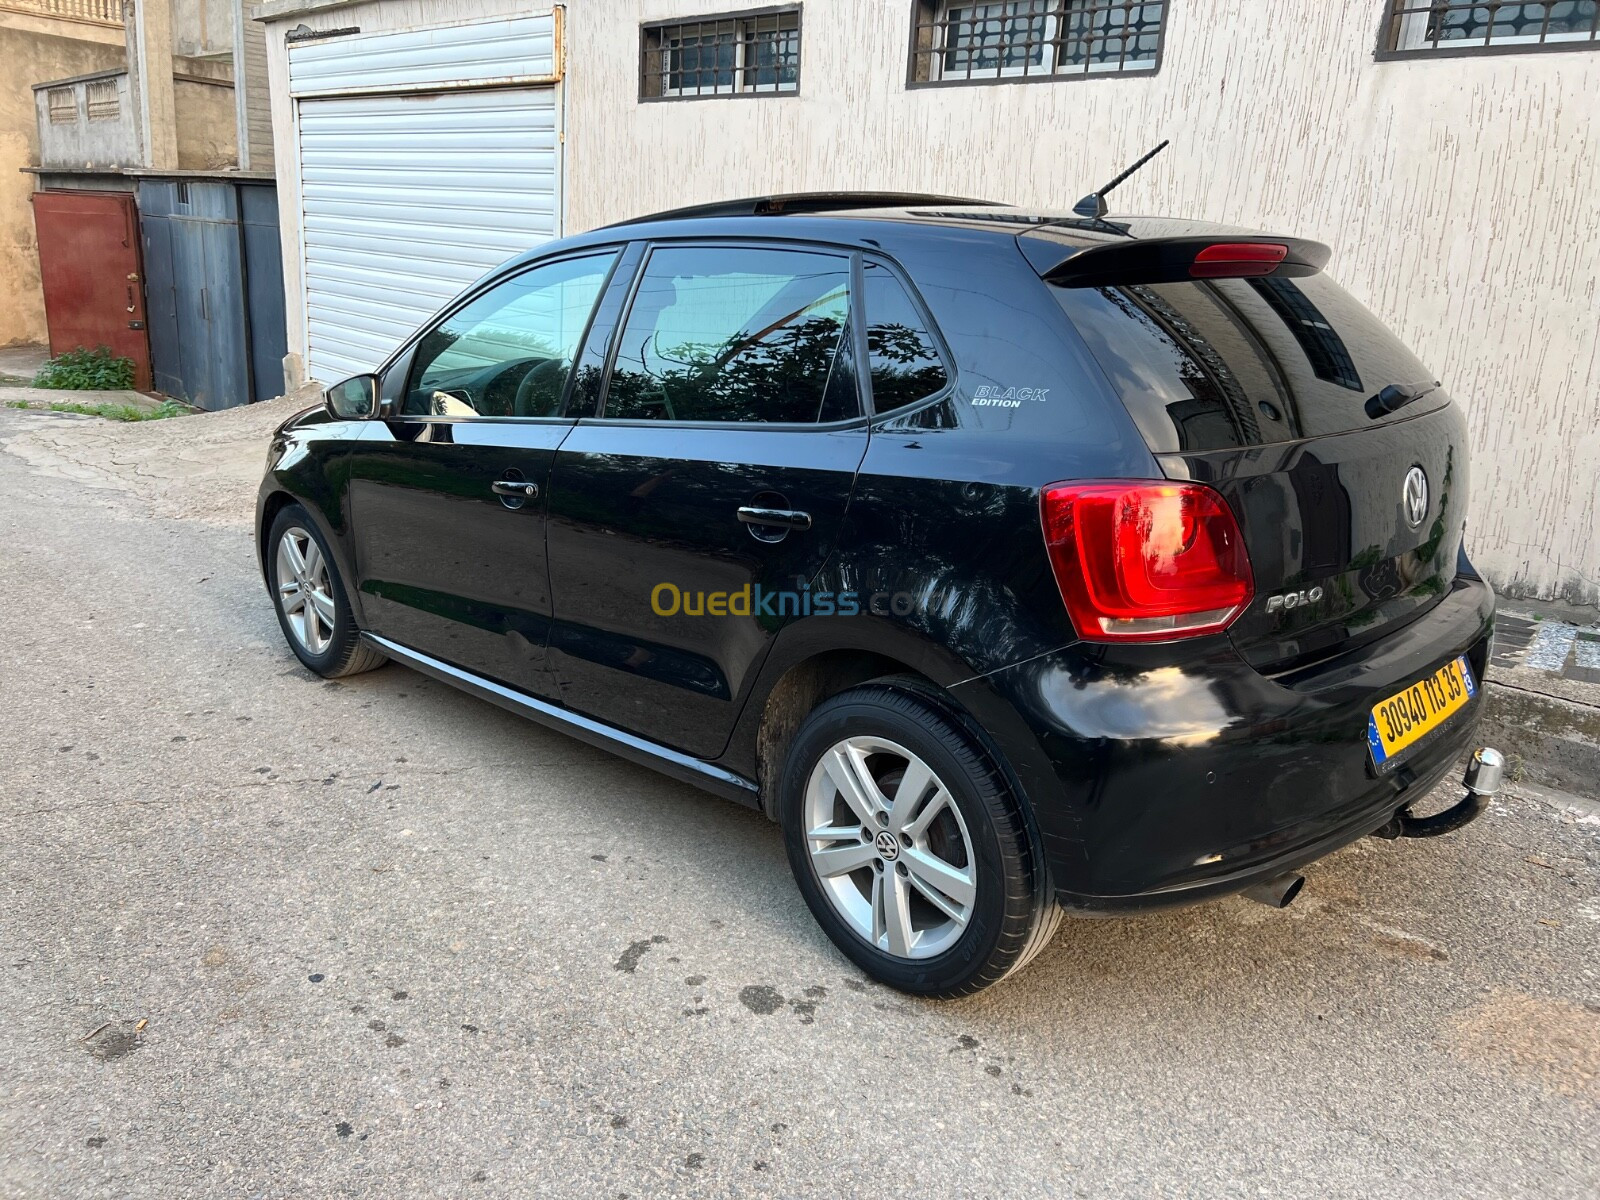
[779,683,1061,997]
[265,503,386,678]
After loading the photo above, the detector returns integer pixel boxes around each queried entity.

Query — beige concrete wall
[235,4,272,170]
[173,72,235,167]
[173,0,236,57]
[260,0,1600,603]
[0,15,125,345]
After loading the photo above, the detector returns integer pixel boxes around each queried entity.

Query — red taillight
[1040,481,1254,642]
[1190,242,1288,278]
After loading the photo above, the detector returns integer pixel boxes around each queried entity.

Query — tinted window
[405,253,615,418]
[604,245,856,424]
[1249,277,1361,391]
[1051,274,1438,453]
[863,261,948,412]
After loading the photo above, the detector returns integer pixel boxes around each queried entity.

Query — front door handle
[737,506,811,531]
[492,479,539,499]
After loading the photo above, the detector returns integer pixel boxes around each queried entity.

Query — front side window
[910,0,1167,84]
[405,253,616,418]
[641,9,801,99]
[1384,1,1599,55]
[604,245,856,424]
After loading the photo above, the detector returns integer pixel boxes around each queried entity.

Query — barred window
[1383,1,1599,55]
[641,8,801,100]
[910,0,1167,84]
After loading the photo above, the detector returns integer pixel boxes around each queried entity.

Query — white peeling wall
[562,0,1600,605]
[263,0,1600,603]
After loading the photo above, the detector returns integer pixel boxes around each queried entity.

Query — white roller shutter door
[290,15,561,384]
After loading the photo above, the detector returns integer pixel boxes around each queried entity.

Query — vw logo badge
[1403,466,1429,529]
[874,830,900,861]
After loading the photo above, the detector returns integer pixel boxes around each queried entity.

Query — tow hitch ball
[1372,746,1505,840]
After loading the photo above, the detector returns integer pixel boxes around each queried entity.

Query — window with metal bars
[908,0,1167,85]
[641,7,801,100]
[1380,1,1600,57]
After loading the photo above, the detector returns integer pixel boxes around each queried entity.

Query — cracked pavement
[0,403,1596,1198]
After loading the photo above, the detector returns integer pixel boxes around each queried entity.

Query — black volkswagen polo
[258,195,1498,996]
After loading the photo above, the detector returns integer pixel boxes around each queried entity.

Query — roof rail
[602,192,1008,228]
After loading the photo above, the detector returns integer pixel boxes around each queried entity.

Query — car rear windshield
[1050,274,1443,454]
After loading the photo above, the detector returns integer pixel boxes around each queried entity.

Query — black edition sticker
[971,386,1049,409]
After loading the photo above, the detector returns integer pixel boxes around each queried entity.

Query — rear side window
[1052,274,1438,453]
[604,245,857,424]
[862,261,948,412]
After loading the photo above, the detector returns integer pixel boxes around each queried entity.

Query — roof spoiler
[1039,236,1331,288]
[604,192,1007,227]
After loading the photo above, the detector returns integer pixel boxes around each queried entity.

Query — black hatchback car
[258,194,1496,996]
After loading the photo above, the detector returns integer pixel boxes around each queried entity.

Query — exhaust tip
[1242,872,1305,909]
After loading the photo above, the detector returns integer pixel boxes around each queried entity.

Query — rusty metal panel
[30,189,152,391]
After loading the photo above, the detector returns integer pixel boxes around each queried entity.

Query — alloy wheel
[803,735,976,959]
[275,526,335,656]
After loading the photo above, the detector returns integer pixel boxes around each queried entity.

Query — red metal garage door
[31,190,152,391]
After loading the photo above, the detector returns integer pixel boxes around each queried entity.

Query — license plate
[1368,656,1477,766]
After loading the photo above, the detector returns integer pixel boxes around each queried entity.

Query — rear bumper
[951,574,1495,910]
[1056,729,1475,912]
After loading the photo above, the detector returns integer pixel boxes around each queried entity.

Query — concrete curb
[1503,779,1600,824]
[1479,679,1600,796]
[0,385,167,412]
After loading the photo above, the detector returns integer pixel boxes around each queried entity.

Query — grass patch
[6,398,188,422]
[31,346,136,391]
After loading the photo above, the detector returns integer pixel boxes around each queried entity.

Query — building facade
[0,1,125,345]
[3,0,275,348]
[253,0,1600,606]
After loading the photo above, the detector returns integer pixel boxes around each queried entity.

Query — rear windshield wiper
[1366,380,1441,419]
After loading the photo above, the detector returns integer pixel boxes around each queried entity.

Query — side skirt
[363,634,762,810]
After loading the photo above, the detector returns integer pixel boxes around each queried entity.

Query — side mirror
[325,373,379,419]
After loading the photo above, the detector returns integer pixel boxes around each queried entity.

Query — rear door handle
[737,506,811,531]
[492,479,539,499]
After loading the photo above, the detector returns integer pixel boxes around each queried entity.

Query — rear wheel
[779,683,1061,996]
[266,504,386,678]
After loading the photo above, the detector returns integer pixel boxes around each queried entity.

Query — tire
[265,503,387,679]
[779,682,1062,997]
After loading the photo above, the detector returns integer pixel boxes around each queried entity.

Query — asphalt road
[1,406,1596,1199]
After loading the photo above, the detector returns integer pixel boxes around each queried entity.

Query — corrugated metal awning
[287,13,560,97]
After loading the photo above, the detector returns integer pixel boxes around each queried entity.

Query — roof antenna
[1073,140,1170,220]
